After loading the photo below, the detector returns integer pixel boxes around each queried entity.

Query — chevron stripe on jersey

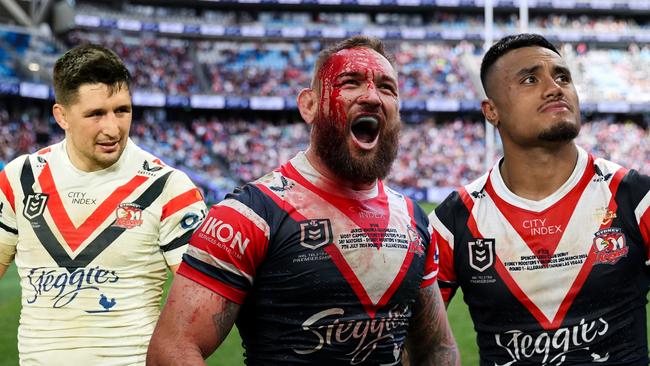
[180,152,436,365]
[260,161,420,318]
[459,162,626,329]
[432,147,650,365]
[20,157,171,271]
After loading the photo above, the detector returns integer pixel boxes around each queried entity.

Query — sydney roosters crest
[113,203,144,229]
[407,225,425,257]
[593,228,628,265]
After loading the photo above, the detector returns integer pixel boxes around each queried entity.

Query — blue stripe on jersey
[183,254,251,291]
[160,230,193,252]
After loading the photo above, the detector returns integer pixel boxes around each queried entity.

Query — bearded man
[147,36,460,366]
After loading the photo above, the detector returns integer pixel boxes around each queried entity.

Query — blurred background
[0,0,648,364]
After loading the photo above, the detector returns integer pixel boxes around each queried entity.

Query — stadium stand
[0,0,648,203]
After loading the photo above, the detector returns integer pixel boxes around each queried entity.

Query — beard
[538,121,580,142]
[312,118,400,185]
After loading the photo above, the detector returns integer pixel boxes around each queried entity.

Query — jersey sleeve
[177,184,270,304]
[420,223,439,289]
[429,192,461,303]
[158,170,207,267]
[410,201,438,289]
[0,160,22,267]
[624,170,650,261]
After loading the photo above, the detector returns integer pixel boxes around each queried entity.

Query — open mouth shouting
[350,116,380,150]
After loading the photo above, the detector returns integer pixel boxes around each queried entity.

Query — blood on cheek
[317,49,383,129]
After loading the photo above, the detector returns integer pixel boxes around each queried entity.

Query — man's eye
[339,79,358,87]
[522,76,537,84]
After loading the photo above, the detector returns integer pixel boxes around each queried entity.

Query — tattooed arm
[405,282,460,366]
[147,274,240,366]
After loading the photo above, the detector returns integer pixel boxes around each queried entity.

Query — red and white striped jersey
[178,152,438,365]
[431,146,650,365]
[0,139,206,366]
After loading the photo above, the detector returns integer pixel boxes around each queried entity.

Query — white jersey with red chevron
[431,146,650,365]
[0,139,206,366]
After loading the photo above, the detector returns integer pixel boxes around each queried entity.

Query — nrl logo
[468,238,495,272]
[23,193,49,220]
[299,219,332,250]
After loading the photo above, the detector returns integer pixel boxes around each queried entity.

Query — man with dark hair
[431,33,650,365]
[0,44,206,365]
[147,36,460,365]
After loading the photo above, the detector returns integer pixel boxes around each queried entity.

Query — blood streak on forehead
[317,47,390,128]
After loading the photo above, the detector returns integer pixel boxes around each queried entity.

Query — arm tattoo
[212,300,239,347]
[406,284,460,366]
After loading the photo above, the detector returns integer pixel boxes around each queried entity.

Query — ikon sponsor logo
[27,266,119,312]
[495,318,609,365]
[593,228,628,265]
[113,203,144,229]
[468,238,495,272]
[200,216,250,255]
[293,305,410,365]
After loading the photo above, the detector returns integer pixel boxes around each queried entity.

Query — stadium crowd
[1,107,647,202]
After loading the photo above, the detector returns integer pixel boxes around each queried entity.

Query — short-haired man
[431,33,650,365]
[0,44,206,365]
[147,36,460,365]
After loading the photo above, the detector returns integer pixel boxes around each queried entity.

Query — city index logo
[200,216,250,255]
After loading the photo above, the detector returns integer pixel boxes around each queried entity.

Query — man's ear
[297,88,318,125]
[481,98,499,128]
[52,104,69,130]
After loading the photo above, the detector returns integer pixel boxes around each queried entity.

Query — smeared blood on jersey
[317,47,384,130]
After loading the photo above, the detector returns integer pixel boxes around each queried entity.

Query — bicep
[149,274,240,363]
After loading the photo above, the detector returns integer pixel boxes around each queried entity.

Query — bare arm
[406,282,460,366]
[0,263,7,279]
[147,274,240,366]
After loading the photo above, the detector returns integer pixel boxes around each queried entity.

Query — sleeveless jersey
[0,139,206,366]
[178,152,438,365]
[431,146,650,365]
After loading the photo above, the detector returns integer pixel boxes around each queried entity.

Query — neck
[499,142,579,201]
[305,148,377,191]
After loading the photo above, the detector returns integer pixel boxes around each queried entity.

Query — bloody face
[312,47,401,184]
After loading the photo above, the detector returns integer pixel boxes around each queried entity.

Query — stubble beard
[538,121,580,142]
[312,118,400,185]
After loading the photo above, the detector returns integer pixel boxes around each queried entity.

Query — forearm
[406,284,460,366]
[147,275,240,366]
[148,338,207,366]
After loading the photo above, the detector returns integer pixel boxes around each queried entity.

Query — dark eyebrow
[83,108,106,116]
[515,64,572,79]
[515,65,540,79]
[553,65,572,76]
[336,71,364,80]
